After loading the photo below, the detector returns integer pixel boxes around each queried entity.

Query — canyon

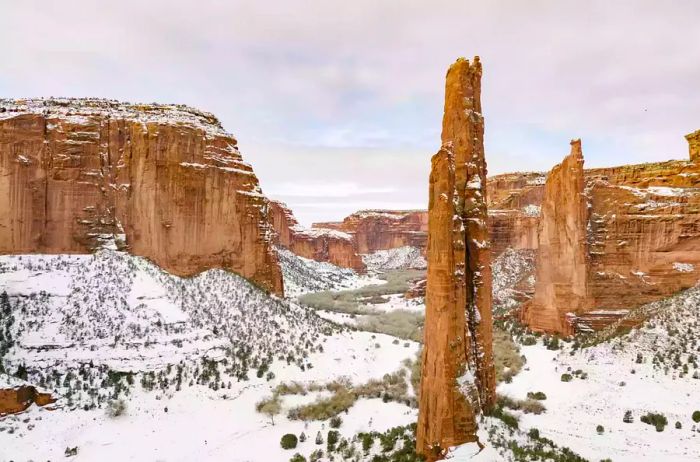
[0,98,283,295]
[416,57,495,460]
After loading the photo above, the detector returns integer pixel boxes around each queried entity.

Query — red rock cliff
[490,132,700,334]
[269,200,365,272]
[0,98,283,295]
[523,140,590,334]
[417,57,495,460]
[313,209,428,254]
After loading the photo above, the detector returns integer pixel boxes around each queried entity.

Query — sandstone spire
[686,129,700,163]
[523,140,589,334]
[416,57,495,460]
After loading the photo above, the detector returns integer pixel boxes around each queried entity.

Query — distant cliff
[0,98,283,295]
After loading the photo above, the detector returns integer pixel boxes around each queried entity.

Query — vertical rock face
[0,98,283,295]
[269,200,366,272]
[417,57,495,460]
[687,130,700,163]
[313,210,428,254]
[523,140,589,334]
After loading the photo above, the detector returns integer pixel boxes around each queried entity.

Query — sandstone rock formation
[269,200,365,271]
[522,140,590,334]
[0,385,55,416]
[0,98,283,295]
[488,132,700,334]
[686,129,700,163]
[314,210,428,254]
[417,57,495,460]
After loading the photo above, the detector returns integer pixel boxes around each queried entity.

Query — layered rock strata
[314,209,428,254]
[489,132,700,334]
[417,57,495,460]
[522,140,590,334]
[269,200,365,272]
[0,98,283,294]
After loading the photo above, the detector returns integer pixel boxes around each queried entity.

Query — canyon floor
[0,248,699,461]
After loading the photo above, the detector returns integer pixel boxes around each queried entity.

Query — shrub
[676,421,682,429]
[288,388,356,421]
[299,432,307,442]
[623,410,634,423]
[596,425,604,434]
[289,454,306,462]
[106,399,126,417]
[527,428,540,439]
[309,449,323,462]
[693,410,700,423]
[315,431,323,445]
[327,430,339,451]
[520,399,546,415]
[256,396,282,425]
[521,336,537,346]
[494,328,525,383]
[526,391,547,400]
[281,434,298,450]
[560,373,573,382]
[329,416,343,428]
[640,412,668,431]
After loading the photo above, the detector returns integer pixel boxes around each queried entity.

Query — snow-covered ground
[362,246,427,272]
[277,247,382,297]
[0,251,419,461]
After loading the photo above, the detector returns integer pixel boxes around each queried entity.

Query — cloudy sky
[2,1,699,225]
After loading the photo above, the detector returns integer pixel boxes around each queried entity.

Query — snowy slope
[362,246,427,272]
[276,247,365,297]
[0,251,420,461]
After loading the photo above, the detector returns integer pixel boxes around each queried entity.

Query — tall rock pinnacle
[687,129,700,163]
[416,57,495,460]
[523,140,590,334]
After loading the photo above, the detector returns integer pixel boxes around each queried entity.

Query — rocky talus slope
[0,98,282,294]
[269,200,365,271]
[417,57,496,460]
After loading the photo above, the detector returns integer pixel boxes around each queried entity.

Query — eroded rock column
[523,140,590,334]
[417,57,495,460]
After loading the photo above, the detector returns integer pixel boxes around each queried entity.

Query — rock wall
[313,209,428,254]
[0,98,283,295]
[0,386,55,416]
[489,132,700,334]
[686,129,700,163]
[522,140,590,334]
[417,57,495,460]
[269,200,365,272]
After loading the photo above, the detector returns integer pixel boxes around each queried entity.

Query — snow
[361,246,427,272]
[0,250,420,461]
[672,262,694,273]
[0,98,233,139]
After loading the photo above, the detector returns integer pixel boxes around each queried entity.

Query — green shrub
[329,416,343,428]
[640,412,668,431]
[327,430,339,451]
[289,454,306,462]
[521,336,537,346]
[281,434,298,450]
[693,410,700,423]
[596,425,604,434]
[526,391,547,400]
[623,410,633,423]
[560,373,573,382]
[675,421,682,429]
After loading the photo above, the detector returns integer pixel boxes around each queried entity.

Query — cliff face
[269,200,365,272]
[523,141,590,334]
[489,132,700,334]
[314,209,428,254]
[0,98,283,295]
[0,386,55,416]
[417,57,495,460]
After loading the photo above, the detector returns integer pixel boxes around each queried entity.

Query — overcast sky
[2,1,699,225]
